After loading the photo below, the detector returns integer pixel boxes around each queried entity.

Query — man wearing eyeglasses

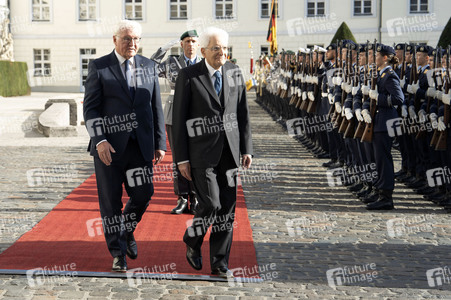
[172,27,253,278]
[83,20,166,272]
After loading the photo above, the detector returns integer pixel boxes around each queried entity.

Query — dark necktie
[186,59,191,66]
[214,70,222,96]
[125,59,135,99]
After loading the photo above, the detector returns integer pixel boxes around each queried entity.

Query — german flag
[266,0,278,56]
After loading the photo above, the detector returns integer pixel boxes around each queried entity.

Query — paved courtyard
[0,92,450,299]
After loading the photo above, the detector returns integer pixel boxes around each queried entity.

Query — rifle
[361,39,378,143]
[430,48,442,147]
[333,41,344,126]
[436,46,450,150]
[295,52,306,108]
[289,52,299,105]
[307,49,319,113]
[300,51,312,111]
[415,47,434,140]
[354,41,369,139]
[344,43,358,138]
[339,42,353,134]
[328,41,340,117]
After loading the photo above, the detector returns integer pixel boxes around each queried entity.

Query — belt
[169,90,175,95]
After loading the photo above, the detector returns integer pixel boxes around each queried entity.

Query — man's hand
[97,141,116,166]
[154,150,165,165]
[179,162,192,181]
[241,154,252,169]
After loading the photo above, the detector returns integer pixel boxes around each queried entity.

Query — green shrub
[0,60,31,97]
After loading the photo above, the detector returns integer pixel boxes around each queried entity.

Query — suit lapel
[107,51,132,102]
[199,61,221,105]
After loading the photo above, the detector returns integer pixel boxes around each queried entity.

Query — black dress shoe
[189,194,199,215]
[126,233,138,260]
[349,182,364,192]
[315,152,330,159]
[186,245,202,270]
[357,185,372,198]
[171,196,188,214]
[415,186,436,195]
[322,159,337,168]
[361,190,379,204]
[112,256,127,272]
[328,161,344,169]
[366,198,394,210]
[394,169,407,178]
[211,267,234,278]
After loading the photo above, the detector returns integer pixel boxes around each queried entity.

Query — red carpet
[0,146,260,281]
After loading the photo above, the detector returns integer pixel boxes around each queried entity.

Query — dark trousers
[372,132,395,190]
[166,124,196,196]
[183,141,237,269]
[94,138,153,258]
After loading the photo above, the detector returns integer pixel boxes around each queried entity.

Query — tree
[437,17,451,48]
[330,22,357,45]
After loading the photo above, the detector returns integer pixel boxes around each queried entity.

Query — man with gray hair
[172,27,253,278]
[83,20,166,272]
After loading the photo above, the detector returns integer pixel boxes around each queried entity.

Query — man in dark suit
[157,30,202,215]
[83,20,166,272]
[172,27,253,278]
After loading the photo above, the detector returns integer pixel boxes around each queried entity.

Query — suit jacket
[83,50,166,162]
[172,60,253,168]
[161,55,202,125]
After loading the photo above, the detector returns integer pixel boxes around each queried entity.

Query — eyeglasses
[119,36,141,44]
[205,46,228,52]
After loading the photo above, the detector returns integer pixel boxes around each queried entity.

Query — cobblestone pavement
[1,92,451,299]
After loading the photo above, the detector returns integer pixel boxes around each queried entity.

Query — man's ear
[201,48,206,57]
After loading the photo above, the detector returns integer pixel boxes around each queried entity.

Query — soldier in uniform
[362,44,404,210]
[155,30,202,214]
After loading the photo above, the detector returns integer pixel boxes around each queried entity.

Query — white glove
[345,108,353,120]
[302,91,307,101]
[418,109,426,123]
[355,108,363,122]
[341,82,346,90]
[328,93,334,104]
[345,84,352,94]
[308,91,315,101]
[438,116,446,131]
[369,89,379,101]
[335,102,342,114]
[362,109,372,124]
[290,86,294,94]
[297,88,302,97]
[335,77,343,86]
[301,75,306,83]
[361,85,370,96]
[436,91,443,101]
[412,83,420,93]
[400,78,406,89]
[407,84,413,94]
[430,112,438,129]
[161,38,181,51]
[442,92,451,105]
[352,84,360,96]
[409,106,417,119]
[305,75,311,83]
[401,105,408,118]
[426,87,436,98]
[312,76,318,85]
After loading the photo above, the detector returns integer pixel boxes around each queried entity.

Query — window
[307,0,325,17]
[410,0,428,13]
[170,0,188,20]
[79,0,97,21]
[33,49,51,76]
[354,0,372,16]
[261,46,269,55]
[32,0,51,22]
[215,0,234,19]
[125,0,143,20]
[260,0,279,18]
